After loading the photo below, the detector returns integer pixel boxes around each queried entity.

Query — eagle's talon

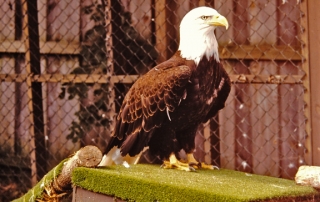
[161,154,197,171]
[212,165,220,170]
[188,166,196,172]
[186,153,220,170]
[188,162,201,168]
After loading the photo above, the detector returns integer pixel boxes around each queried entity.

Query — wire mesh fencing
[0,0,307,201]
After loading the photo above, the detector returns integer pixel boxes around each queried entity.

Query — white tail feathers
[98,147,146,167]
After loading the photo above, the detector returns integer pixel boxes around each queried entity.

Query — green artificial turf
[72,164,318,202]
[13,158,68,202]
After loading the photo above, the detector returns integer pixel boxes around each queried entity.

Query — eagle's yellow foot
[186,153,219,170]
[161,153,196,171]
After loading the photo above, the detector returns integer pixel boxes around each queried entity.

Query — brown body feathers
[105,51,230,160]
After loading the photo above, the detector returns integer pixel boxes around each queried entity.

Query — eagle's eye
[200,16,209,20]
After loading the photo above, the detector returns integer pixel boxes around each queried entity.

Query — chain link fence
[0,0,307,201]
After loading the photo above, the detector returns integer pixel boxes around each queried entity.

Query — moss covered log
[13,146,102,202]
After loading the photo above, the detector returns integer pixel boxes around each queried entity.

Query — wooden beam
[300,0,312,166]
[303,1,320,166]
[0,74,137,84]
[22,0,36,186]
[219,44,302,60]
[0,41,301,61]
[155,0,167,62]
[22,0,46,185]
[0,74,303,84]
[0,41,80,54]
[229,74,303,84]
[22,0,37,186]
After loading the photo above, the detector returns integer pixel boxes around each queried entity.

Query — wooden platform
[71,164,320,202]
[72,186,320,202]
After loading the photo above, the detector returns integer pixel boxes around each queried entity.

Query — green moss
[13,158,69,202]
[72,164,318,202]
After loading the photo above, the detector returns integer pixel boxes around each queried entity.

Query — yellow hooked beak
[207,14,229,30]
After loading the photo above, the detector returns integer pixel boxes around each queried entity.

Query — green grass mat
[72,164,318,202]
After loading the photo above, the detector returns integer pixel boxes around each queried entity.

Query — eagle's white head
[178,7,228,65]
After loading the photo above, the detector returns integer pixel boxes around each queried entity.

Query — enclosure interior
[0,0,308,201]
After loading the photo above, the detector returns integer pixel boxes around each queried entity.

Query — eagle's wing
[107,64,192,156]
[203,62,231,122]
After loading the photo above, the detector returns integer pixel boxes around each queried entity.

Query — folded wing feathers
[113,65,191,156]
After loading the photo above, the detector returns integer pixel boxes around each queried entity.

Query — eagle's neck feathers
[178,26,219,65]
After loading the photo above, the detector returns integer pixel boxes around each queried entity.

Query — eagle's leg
[186,153,219,170]
[161,153,196,171]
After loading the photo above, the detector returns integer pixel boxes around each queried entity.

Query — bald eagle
[105,7,230,171]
